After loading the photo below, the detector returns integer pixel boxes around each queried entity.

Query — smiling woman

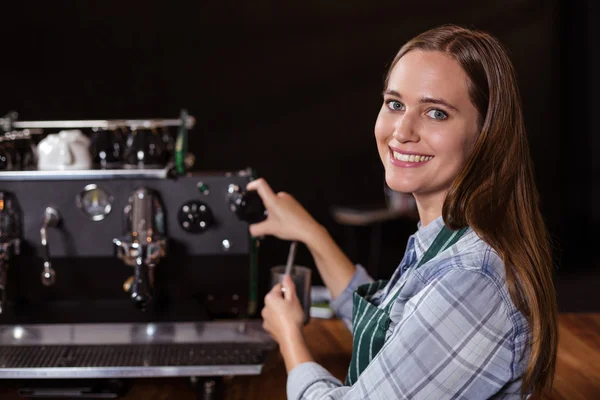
[248,24,557,400]
[376,49,481,226]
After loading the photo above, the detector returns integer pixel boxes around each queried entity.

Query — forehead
[387,50,470,104]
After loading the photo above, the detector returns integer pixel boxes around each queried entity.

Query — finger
[264,291,272,305]
[270,282,283,294]
[281,275,296,300]
[246,178,277,207]
[266,284,284,303]
[249,220,272,238]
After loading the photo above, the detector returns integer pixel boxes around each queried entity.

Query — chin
[385,175,417,194]
[386,183,415,194]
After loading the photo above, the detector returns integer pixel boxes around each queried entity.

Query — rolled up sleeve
[329,264,373,330]
[287,362,345,400]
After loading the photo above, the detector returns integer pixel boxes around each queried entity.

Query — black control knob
[229,189,267,224]
[178,201,214,233]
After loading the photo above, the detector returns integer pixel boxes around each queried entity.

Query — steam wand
[40,207,60,286]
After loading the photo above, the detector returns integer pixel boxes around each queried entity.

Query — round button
[178,201,214,233]
[197,182,210,195]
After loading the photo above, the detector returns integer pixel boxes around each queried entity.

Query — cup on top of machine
[37,130,93,171]
[123,124,169,169]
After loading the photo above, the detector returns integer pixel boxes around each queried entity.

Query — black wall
[1,1,597,311]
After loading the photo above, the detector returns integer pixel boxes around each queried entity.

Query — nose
[392,112,419,143]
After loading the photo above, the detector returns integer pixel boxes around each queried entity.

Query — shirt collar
[414,215,445,259]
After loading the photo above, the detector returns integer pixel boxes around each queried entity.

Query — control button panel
[178,201,214,233]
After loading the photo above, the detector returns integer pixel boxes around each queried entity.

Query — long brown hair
[385,25,558,396]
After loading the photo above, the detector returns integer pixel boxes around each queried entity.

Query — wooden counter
[0,315,598,399]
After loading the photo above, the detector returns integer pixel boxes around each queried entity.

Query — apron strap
[383,225,469,311]
[416,226,469,269]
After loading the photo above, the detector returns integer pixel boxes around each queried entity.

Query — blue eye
[385,100,404,111]
[426,109,448,120]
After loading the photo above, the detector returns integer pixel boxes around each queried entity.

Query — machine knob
[178,201,214,233]
[228,190,267,224]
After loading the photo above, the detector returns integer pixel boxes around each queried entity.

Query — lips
[389,145,432,156]
[389,146,433,163]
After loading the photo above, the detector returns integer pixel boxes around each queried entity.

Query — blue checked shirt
[287,216,530,399]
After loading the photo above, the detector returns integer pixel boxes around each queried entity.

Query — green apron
[345,225,468,386]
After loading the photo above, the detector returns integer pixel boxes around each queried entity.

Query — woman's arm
[279,329,313,373]
[247,178,358,298]
[302,223,356,299]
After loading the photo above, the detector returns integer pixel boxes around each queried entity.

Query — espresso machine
[0,111,274,398]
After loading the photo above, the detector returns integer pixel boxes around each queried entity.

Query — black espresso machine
[0,110,274,398]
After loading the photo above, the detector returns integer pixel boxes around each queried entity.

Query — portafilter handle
[114,239,166,311]
[114,187,166,311]
[40,207,60,286]
[130,254,152,311]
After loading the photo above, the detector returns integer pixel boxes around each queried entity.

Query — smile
[389,147,434,164]
[391,151,433,163]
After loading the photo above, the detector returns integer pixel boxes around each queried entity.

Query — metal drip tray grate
[0,321,275,378]
[0,343,276,378]
[0,343,272,368]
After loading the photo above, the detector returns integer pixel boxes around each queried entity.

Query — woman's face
[375,49,480,197]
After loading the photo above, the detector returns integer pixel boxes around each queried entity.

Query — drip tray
[0,321,276,378]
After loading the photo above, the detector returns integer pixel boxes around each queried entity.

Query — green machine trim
[175,109,188,175]
[247,168,259,316]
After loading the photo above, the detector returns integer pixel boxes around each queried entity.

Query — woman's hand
[246,178,322,244]
[262,275,305,344]
[262,275,315,372]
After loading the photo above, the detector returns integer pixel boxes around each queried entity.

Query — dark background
[1,0,598,311]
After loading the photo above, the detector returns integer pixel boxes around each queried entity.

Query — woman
[248,25,557,399]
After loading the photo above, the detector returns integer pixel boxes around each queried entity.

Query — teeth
[392,151,432,163]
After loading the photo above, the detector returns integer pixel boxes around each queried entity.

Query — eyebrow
[383,89,459,112]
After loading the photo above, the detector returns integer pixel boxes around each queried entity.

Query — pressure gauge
[76,184,114,221]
